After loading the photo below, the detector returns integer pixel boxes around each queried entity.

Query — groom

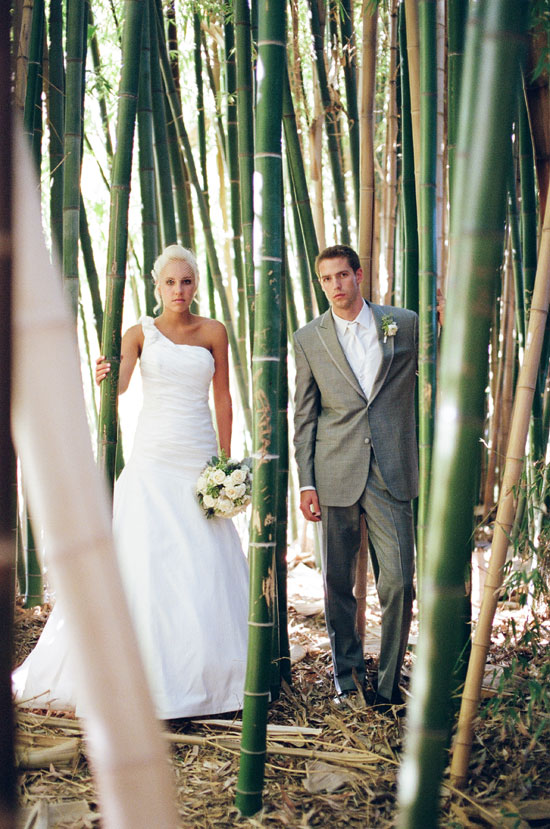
[293,245,418,709]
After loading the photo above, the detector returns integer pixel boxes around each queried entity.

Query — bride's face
[157,260,197,312]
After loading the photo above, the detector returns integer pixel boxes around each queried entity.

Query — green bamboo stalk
[0,3,15,813]
[399,1,419,314]
[396,2,528,825]
[282,64,327,313]
[234,0,255,349]
[156,1,193,253]
[276,253,291,687]
[235,0,286,815]
[137,0,158,317]
[511,123,526,349]
[155,11,252,433]
[79,195,104,345]
[89,9,114,160]
[224,15,248,370]
[23,0,44,171]
[23,507,43,608]
[519,88,538,325]
[193,12,216,318]
[416,0,438,572]
[309,0,350,244]
[62,0,86,318]
[98,0,145,487]
[339,0,359,223]
[149,0,178,248]
[48,0,64,260]
[287,160,315,323]
[447,0,468,203]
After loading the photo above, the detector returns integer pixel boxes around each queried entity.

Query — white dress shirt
[332,301,382,400]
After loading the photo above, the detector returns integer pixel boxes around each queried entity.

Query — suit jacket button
[364,437,371,445]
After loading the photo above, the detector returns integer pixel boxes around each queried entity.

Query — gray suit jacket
[293,302,418,507]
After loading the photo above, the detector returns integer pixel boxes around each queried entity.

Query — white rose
[196,475,207,493]
[211,468,227,485]
[216,497,233,514]
[229,468,247,485]
[202,494,217,509]
[387,322,398,336]
[224,483,247,501]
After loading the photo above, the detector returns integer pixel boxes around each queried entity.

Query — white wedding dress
[13,316,249,719]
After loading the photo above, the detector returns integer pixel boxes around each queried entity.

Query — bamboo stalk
[167,732,390,769]
[404,0,420,216]
[98,0,146,488]
[235,1,286,815]
[234,0,255,349]
[0,3,15,818]
[358,1,378,298]
[416,0,438,580]
[399,2,419,314]
[62,0,86,319]
[397,3,529,824]
[13,125,177,828]
[309,0,350,244]
[450,130,550,789]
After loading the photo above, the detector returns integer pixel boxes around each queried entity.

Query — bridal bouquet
[196,451,252,519]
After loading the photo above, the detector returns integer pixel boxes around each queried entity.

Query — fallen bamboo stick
[165,732,396,768]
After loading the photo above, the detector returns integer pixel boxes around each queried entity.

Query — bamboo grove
[4,0,550,825]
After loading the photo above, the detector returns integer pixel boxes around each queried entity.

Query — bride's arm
[210,321,232,456]
[95,325,143,394]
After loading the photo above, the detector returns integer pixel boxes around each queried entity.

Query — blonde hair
[152,245,199,311]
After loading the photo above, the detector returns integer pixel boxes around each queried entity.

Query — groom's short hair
[315,245,361,276]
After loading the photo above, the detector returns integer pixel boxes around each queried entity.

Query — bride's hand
[95,356,111,385]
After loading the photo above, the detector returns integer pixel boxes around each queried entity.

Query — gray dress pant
[320,453,415,698]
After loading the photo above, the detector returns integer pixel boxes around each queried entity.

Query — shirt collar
[332,300,372,335]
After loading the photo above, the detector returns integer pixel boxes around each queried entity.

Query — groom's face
[318,256,363,315]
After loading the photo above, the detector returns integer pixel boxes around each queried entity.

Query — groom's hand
[300,490,322,522]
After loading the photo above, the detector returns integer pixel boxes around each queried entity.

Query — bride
[13,245,250,719]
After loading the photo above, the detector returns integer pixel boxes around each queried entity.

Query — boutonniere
[381,314,398,343]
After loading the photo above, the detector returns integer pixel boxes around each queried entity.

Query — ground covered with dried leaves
[12,549,550,829]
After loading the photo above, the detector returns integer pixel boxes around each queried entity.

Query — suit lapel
[316,311,367,401]
[369,303,395,405]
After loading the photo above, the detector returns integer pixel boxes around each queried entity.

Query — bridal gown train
[13,315,250,719]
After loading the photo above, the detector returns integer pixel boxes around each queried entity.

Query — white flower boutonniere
[381,314,398,343]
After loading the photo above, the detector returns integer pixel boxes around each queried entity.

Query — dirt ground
[12,540,550,828]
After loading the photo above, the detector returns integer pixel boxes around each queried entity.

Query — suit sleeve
[293,334,320,490]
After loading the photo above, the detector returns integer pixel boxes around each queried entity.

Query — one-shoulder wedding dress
[14,316,249,719]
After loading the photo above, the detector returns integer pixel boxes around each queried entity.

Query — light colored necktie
[346,320,366,382]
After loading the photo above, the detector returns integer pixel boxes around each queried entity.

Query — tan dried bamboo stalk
[166,733,395,769]
[404,0,421,215]
[450,180,550,786]
[498,248,517,472]
[14,0,34,116]
[358,1,378,299]
[482,265,509,515]
[12,128,177,828]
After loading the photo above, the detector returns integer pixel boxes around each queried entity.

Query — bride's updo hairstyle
[152,245,200,312]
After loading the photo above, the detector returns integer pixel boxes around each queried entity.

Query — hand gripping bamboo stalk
[11,127,177,827]
[450,176,550,786]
